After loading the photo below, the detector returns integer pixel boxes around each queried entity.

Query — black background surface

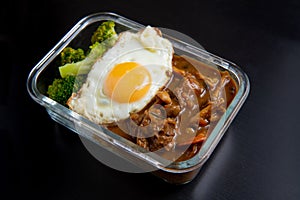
[1,0,300,199]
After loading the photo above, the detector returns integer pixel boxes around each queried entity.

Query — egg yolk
[104,62,151,103]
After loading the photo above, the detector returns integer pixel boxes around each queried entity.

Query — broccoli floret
[91,21,117,44]
[48,21,118,104]
[58,21,118,78]
[60,47,86,66]
[47,75,86,106]
[58,42,107,78]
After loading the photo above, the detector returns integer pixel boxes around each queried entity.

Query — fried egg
[68,26,174,124]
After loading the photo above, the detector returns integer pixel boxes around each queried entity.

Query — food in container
[27,12,250,184]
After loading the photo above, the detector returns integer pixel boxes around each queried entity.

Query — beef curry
[106,54,237,162]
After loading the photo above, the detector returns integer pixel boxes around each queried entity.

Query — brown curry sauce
[107,55,237,162]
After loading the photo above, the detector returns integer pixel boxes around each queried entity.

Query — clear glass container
[27,12,250,184]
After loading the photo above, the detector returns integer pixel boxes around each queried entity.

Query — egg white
[68,26,174,124]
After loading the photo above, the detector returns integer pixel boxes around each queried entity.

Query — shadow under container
[27,12,250,184]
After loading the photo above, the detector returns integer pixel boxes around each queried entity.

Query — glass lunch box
[27,12,250,184]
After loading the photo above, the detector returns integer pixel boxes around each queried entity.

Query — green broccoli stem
[59,42,107,78]
[59,21,118,78]
[48,21,119,106]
